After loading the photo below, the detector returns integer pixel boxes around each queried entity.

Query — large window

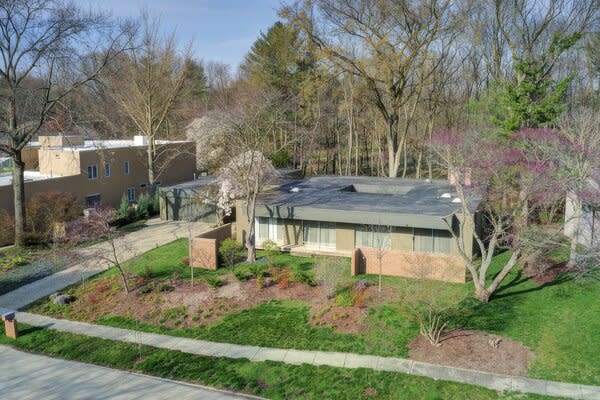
[255,217,283,245]
[302,221,336,249]
[413,228,452,254]
[355,225,391,249]
[87,165,97,180]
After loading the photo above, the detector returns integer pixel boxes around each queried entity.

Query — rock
[52,294,76,305]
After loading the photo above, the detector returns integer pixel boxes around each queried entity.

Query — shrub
[257,274,264,290]
[334,290,354,307]
[0,210,14,246]
[261,240,280,267]
[117,194,133,220]
[139,285,153,294]
[136,193,151,219]
[219,238,245,269]
[290,266,316,286]
[9,256,28,267]
[157,283,174,292]
[25,192,83,244]
[205,276,224,290]
[139,265,154,279]
[233,269,252,282]
[275,269,290,289]
[248,264,266,278]
[149,191,160,216]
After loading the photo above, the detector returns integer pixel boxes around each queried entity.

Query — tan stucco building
[236,176,480,283]
[0,134,196,213]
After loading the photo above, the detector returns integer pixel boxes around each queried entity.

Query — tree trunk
[568,197,582,267]
[146,138,155,186]
[12,150,26,247]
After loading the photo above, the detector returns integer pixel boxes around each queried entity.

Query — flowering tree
[216,151,278,262]
[432,128,563,303]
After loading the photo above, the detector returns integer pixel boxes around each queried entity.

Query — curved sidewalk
[0,345,262,400]
[13,311,600,400]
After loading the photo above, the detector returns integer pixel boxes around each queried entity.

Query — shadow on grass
[18,325,47,336]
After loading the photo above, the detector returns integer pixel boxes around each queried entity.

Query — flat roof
[0,171,57,187]
[255,176,480,230]
[41,139,190,152]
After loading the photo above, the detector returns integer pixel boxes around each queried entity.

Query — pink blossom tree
[432,128,564,302]
[216,151,278,263]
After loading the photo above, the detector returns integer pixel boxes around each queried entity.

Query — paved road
[0,346,260,400]
[0,218,210,310]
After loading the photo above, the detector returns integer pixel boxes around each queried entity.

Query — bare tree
[553,109,600,266]
[65,208,133,294]
[284,0,459,177]
[314,256,349,299]
[107,10,192,188]
[0,0,134,246]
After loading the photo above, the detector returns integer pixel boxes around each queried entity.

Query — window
[303,221,336,249]
[355,225,391,249]
[140,183,147,189]
[413,228,452,254]
[127,187,136,202]
[255,217,283,244]
[85,194,101,207]
[87,165,97,180]
[104,163,110,177]
[124,161,130,175]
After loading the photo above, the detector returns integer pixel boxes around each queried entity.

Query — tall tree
[107,11,191,188]
[284,0,459,177]
[493,0,596,133]
[0,0,133,246]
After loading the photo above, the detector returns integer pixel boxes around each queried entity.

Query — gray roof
[255,176,480,230]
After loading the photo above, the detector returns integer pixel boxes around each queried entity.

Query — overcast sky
[78,0,282,69]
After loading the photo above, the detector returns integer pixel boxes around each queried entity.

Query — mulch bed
[408,329,534,376]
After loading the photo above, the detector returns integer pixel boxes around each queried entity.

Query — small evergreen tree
[117,195,131,220]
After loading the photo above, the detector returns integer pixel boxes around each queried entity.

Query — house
[0,134,196,213]
[564,170,599,247]
[235,176,481,283]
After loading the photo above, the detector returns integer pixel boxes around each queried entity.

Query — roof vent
[452,197,462,203]
[440,193,452,199]
[290,187,300,193]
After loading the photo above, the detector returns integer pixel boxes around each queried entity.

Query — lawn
[27,238,600,386]
[0,323,561,400]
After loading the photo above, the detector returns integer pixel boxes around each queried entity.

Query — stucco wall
[1,142,196,214]
[351,247,466,283]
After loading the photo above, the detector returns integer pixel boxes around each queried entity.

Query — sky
[77,0,283,69]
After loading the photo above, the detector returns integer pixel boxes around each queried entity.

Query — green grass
[0,324,559,400]
[453,251,600,385]
[29,238,600,386]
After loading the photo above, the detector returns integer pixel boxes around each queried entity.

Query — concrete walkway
[9,311,600,400]
[0,345,262,400]
[0,218,210,310]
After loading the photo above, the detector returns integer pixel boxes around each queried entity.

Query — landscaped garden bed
[26,238,600,386]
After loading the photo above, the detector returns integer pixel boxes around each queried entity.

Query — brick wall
[351,247,466,283]
[190,223,233,269]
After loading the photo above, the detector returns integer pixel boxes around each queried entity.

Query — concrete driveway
[0,345,261,400]
[0,218,212,310]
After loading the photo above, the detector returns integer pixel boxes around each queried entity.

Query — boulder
[52,294,76,305]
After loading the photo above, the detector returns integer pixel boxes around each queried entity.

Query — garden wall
[351,247,466,283]
[190,223,233,269]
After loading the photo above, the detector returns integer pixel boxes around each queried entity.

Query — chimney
[448,167,471,187]
[133,135,148,146]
